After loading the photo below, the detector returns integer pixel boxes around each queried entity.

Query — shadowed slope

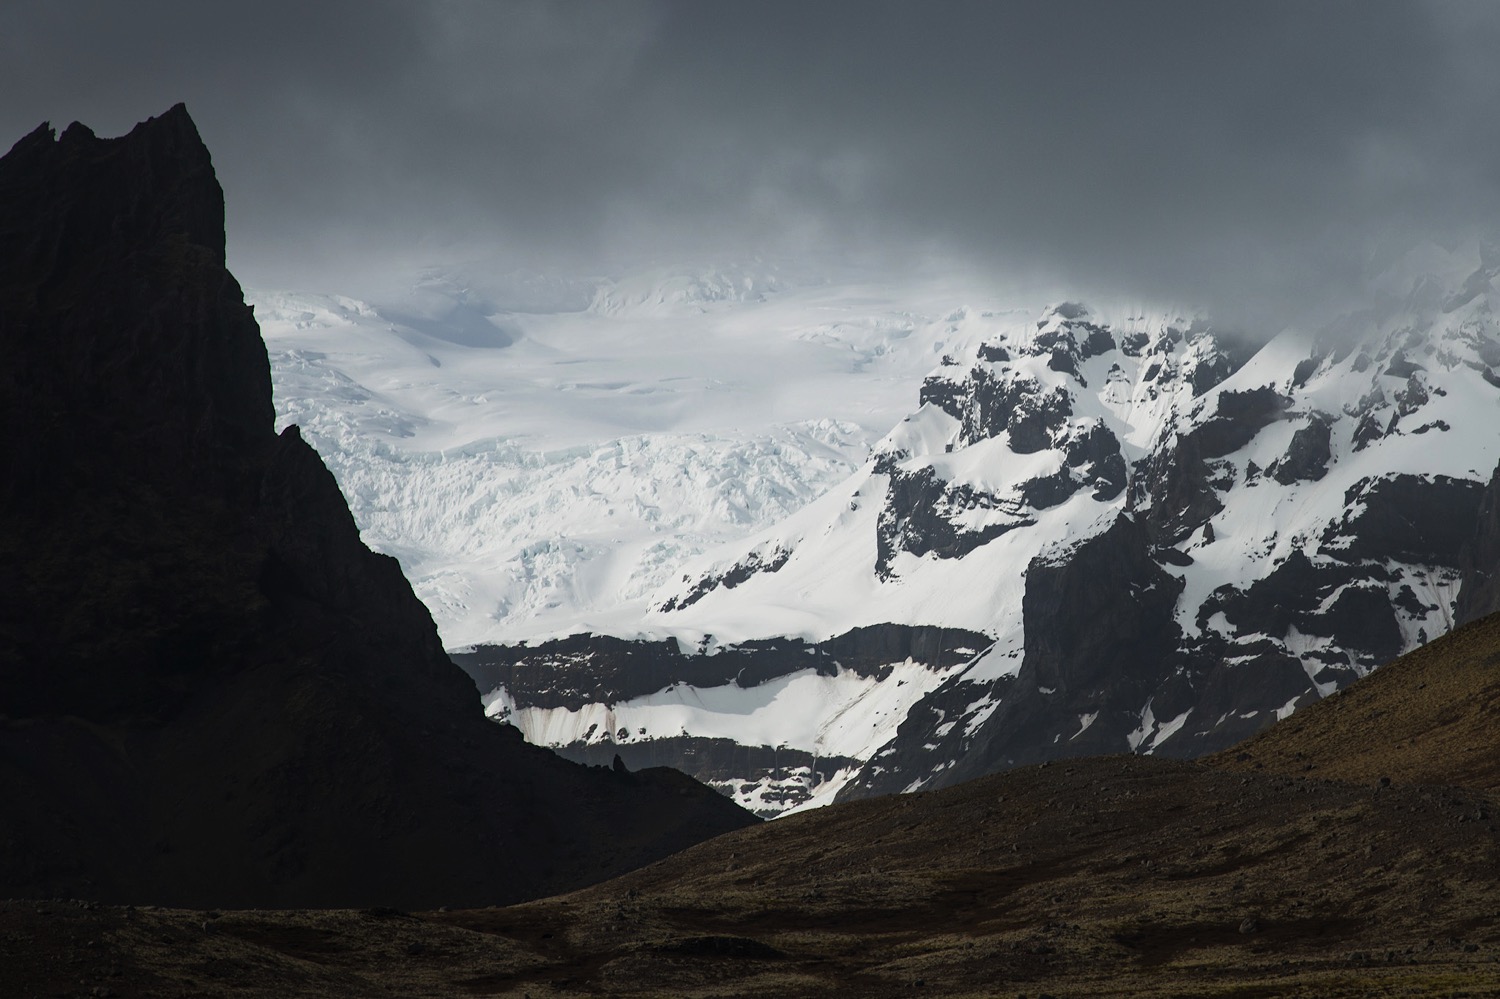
[5,753,1496,996]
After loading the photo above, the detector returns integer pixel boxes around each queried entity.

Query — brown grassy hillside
[1212,611,1500,790]
[7,752,1498,997]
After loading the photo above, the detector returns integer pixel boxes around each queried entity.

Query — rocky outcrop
[846,515,1189,795]
[457,623,989,709]
[1130,385,1289,547]
[657,545,791,611]
[464,623,990,815]
[0,107,752,908]
[874,465,1034,579]
[1199,550,1404,668]
[1320,474,1484,566]
[1268,416,1333,484]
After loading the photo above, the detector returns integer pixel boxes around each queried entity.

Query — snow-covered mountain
[460,243,1500,815]
[256,265,1001,647]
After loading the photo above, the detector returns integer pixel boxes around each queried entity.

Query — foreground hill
[1216,609,1500,791]
[0,106,751,910]
[5,751,1495,997]
[7,613,1499,996]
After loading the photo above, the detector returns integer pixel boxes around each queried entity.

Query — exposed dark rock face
[1268,416,1333,484]
[1320,474,1484,566]
[1352,410,1385,450]
[846,515,1186,795]
[963,369,1042,446]
[1129,429,1226,548]
[1196,386,1291,457]
[0,107,751,908]
[1129,386,1290,547]
[1007,384,1073,453]
[875,465,1034,578]
[1200,551,1404,668]
[657,545,790,611]
[870,413,1128,580]
[1063,419,1128,500]
[472,627,981,700]
[1009,514,1186,722]
[1385,350,1423,378]
[1457,462,1500,625]
[463,624,989,815]
[458,624,989,709]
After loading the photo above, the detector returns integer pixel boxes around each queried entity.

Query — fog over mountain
[8,1,1500,327]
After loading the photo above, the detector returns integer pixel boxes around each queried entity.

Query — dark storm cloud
[5,1,1500,324]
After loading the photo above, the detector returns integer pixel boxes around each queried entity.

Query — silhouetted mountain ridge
[0,105,752,909]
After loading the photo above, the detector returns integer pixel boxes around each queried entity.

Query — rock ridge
[0,107,753,908]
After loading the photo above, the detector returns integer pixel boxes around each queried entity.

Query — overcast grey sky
[5,1,1500,325]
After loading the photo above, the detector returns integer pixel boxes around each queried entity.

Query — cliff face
[0,105,752,908]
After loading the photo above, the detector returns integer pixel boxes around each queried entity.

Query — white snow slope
[258,264,1002,648]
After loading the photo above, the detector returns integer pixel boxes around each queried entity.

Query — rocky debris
[0,107,753,909]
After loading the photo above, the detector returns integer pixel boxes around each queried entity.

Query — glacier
[257,266,1015,646]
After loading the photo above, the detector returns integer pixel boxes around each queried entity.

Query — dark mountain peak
[1,102,265,516]
[1043,300,1090,321]
[3,119,59,158]
[0,106,751,908]
[3,102,223,264]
